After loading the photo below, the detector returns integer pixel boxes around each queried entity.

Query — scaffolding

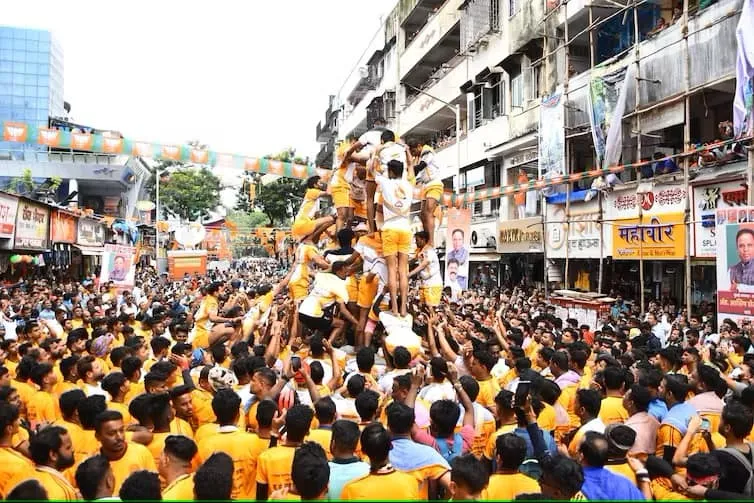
[539,0,751,314]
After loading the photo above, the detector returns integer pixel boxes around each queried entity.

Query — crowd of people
[0,125,752,501]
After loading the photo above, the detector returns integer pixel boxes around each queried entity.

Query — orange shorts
[422,182,443,202]
[331,185,351,209]
[358,275,379,309]
[351,198,367,218]
[346,275,359,303]
[382,228,412,256]
[292,218,316,240]
[289,281,309,302]
[420,286,442,307]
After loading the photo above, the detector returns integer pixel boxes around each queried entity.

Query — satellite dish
[174,223,206,248]
[136,200,156,212]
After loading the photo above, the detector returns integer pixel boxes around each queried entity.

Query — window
[529,64,541,101]
[461,0,501,53]
[511,72,523,109]
[510,0,520,16]
[483,74,505,119]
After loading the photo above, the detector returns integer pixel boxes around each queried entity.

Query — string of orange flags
[2,121,750,207]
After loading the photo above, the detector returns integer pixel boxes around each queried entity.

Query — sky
[3,0,396,160]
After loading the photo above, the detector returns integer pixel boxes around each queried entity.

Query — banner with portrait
[716,206,754,325]
[100,244,137,287]
[445,208,471,295]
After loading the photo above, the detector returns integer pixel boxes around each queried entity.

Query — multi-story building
[319,0,749,310]
[0,26,148,222]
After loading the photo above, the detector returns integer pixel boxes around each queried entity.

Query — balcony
[401,0,464,81]
[401,0,449,42]
[316,121,334,143]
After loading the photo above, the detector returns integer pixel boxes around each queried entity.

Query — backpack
[436,433,464,464]
[719,442,754,496]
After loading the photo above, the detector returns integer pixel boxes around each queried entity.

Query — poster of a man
[109,255,128,282]
[446,228,468,289]
[445,259,462,299]
[729,228,754,289]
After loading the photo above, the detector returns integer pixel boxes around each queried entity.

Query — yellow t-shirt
[341,469,420,500]
[10,467,78,501]
[198,427,261,500]
[256,445,297,493]
[475,377,501,409]
[108,443,158,493]
[191,389,216,427]
[146,431,170,465]
[599,396,629,425]
[162,473,195,500]
[306,428,333,459]
[107,401,133,426]
[483,423,517,460]
[13,380,36,417]
[193,295,219,349]
[0,446,34,498]
[606,462,638,485]
[170,417,195,439]
[27,390,60,426]
[538,402,557,433]
[483,472,541,500]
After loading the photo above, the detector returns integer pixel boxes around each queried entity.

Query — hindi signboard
[14,200,49,250]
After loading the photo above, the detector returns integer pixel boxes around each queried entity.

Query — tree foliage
[253,177,306,226]
[3,168,62,199]
[159,166,222,222]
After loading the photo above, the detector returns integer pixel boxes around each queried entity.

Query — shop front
[12,199,50,279]
[50,209,77,275]
[497,217,544,288]
[545,195,612,292]
[75,218,105,277]
[469,220,501,290]
[0,193,18,276]
[691,170,747,305]
[606,183,687,307]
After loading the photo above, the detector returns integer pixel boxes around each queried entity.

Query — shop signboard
[497,217,543,254]
[0,193,18,240]
[50,210,77,244]
[611,212,686,260]
[692,179,747,257]
[545,198,611,259]
[14,200,49,250]
[77,219,106,247]
[716,206,754,325]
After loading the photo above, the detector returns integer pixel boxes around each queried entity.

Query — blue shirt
[327,458,370,500]
[581,466,645,500]
[513,426,557,458]
[648,398,668,422]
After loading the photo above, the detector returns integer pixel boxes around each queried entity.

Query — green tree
[4,168,61,199]
[253,177,306,226]
[160,167,222,222]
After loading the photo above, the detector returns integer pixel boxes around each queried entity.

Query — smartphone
[700,418,711,431]
[515,381,531,408]
[291,356,302,372]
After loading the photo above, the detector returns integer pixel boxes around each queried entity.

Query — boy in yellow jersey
[341,422,420,500]
[599,365,629,425]
[455,376,497,458]
[191,282,241,350]
[157,435,197,501]
[169,384,196,436]
[8,426,79,500]
[373,159,414,317]
[568,389,606,457]
[409,141,444,247]
[74,455,117,501]
[288,235,333,341]
[483,390,519,463]
[27,362,60,428]
[256,404,314,500]
[94,410,157,494]
[347,230,385,349]
[0,401,34,499]
[197,389,260,500]
[469,349,500,410]
[409,231,443,309]
[449,454,490,501]
[484,434,541,499]
[291,176,336,241]
[298,262,360,341]
[330,141,356,231]
[243,270,293,339]
[101,372,133,425]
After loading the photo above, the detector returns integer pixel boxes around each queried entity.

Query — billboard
[100,244,137,287]
[445,208,471,292]
[716,207,754,325]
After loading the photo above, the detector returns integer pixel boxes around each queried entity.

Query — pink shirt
[412,424,476,454]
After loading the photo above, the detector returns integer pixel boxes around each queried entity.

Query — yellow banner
[612,212,686,260]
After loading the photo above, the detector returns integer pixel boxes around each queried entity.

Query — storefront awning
[74,244,103,256]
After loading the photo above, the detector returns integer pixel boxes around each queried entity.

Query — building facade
[318,0,749,310]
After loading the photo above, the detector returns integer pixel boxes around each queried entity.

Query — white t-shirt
[299,273,349,318]
[418,246,443,288]
[376,175,412,230]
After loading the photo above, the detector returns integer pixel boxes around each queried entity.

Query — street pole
[455,104,461,178]
[155,169,162,272]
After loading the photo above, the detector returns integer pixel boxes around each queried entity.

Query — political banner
[445,208,471,295]
[100,244,137,287]
[538,87,565,177]
[716,206,754,325]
